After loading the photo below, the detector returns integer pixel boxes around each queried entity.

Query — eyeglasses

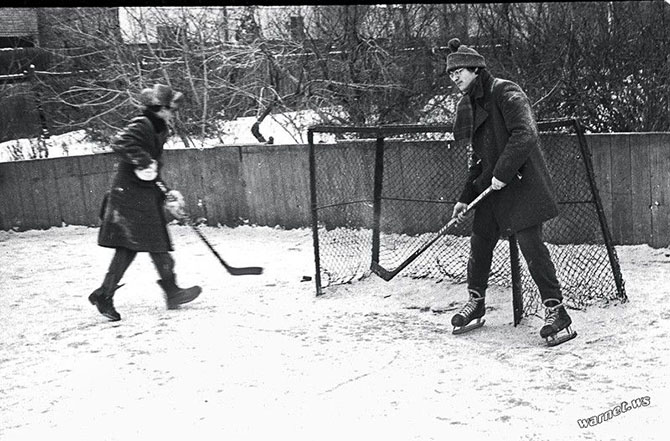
[449,68,465,80]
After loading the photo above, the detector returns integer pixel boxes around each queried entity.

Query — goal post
[308,120,627,322]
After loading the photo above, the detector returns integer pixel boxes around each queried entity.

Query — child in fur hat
[89,84,201,321]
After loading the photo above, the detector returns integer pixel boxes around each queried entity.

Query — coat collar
[142,109,168,134]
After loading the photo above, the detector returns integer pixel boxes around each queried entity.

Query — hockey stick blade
[190,224,264,276]
[371,185,495,282]
[370,261,397,281]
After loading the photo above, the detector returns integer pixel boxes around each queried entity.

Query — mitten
[165,189,187,220]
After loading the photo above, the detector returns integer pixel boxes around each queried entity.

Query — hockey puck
[301,275,312,282]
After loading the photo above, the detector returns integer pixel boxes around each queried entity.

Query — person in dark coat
[89,84,201,321]
[445,38,576,346]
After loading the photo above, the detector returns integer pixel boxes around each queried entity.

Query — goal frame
[307,119,626,324]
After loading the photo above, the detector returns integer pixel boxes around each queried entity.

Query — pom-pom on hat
[139,84,184,109]
[446,38,486,72]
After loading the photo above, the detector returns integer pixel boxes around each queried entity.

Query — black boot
[451,289,486,334]
[540,299,577,346]
[88,284,123,321]
[157,277,201,310]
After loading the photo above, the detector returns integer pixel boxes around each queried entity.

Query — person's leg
[452,200,500,332]
[516,224,575,344]
[102,247,137,290]
[89,247,137,321]
[515,224,561,302]
[466,232,499,298]
[150,252,201,309]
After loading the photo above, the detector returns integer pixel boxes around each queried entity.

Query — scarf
[452,74,484,150]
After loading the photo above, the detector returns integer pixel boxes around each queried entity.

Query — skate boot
[158,277,201,310]
[540,299,577,347]
[88,284,124,321]
[451,289,486,334]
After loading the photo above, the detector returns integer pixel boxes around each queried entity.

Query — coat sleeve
[492,81,539,184]
[458,149,483,204]
[111,117,155,168]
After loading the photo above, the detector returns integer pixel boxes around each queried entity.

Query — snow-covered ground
[1,224,669,440]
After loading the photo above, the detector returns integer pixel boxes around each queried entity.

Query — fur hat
[139,84,183,109]
[446,38,486,72]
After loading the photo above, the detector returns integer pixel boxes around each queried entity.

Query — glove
[165,189,187,220]
[134,159,158,181]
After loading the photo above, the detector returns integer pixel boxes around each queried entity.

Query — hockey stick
[186,221,264,276]
[371,185,495,281]
[154,181,264,276]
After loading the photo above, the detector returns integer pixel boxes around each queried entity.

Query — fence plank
[650,134,670,248]
[200,147,247,226]
[286,145,312,227]
[78,153,115,226]
[29,159,56,228]
[588,135,613,240]
[0,162,24,230]
[610,137,633,245]
[610,135,633,244]
[265,146,287,226]
[630,134,652,244]
[43,159,64,226]
[13,161,39,230]
[242,146,279,227]
[273,145,311,228]
[199,148,227,224]
[54,156,88,226]
[239,147,260,226]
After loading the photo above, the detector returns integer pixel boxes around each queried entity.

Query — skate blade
[452,319,485,335]
[545,327,577,347]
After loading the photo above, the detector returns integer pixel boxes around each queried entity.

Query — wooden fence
[0,133,668,247]
[589,133,670,247]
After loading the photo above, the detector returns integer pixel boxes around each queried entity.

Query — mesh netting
[309,121,626,320]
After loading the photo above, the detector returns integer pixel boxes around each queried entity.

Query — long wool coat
[98,112,172,252]
[457,69,559,237]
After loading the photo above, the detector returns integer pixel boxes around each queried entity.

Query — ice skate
[540,299,577,347]
[88,284,124,321]
[451,290,486,334]
[158,277,201,310]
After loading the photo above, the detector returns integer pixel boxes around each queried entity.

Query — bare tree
[20,2,669,145]
[467,2,669,132]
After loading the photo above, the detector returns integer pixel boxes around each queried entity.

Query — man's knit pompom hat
[446,38,486,72]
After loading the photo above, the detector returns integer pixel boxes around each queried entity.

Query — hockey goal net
[307,119,626,323]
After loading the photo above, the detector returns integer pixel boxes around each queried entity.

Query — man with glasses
[89,84,201,321]
[445,39,576,346]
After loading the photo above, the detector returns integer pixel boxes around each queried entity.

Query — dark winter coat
[98,111,173,252]
[457,69,559,237]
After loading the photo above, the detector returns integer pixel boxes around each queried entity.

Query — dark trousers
[102,247,175,292]
[467,223,562,302]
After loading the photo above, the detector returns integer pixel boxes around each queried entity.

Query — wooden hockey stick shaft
[371,185,495,281]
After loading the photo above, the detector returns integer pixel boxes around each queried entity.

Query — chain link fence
[308,120,626,322]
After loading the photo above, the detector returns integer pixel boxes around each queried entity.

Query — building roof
[0,8,39,38]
